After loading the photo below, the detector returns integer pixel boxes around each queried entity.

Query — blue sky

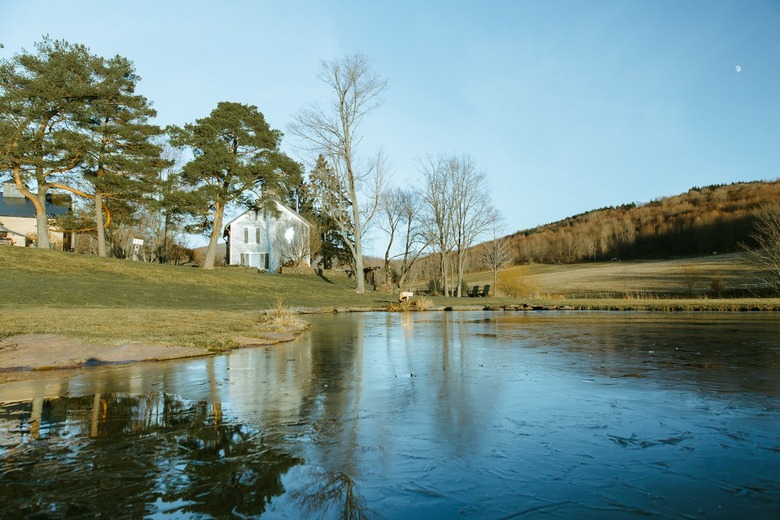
[2,1,779,254]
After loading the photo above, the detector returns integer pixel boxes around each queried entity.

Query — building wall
[1,183,68,249]
[229,212,274,270]
[0,216,64,248]
[227,204,310,271]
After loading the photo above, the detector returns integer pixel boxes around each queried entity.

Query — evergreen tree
[169,102,301,269]
[151,159,192,264]
[303,154,352,269]
[76,54,167,256]
[0,37,94,248]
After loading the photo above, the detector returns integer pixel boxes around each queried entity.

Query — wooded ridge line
[485,180,780,264]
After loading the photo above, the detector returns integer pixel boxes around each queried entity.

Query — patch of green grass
[0,247,395,347]
[0,247,394,310]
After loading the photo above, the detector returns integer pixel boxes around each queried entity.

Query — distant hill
[503,180,780,263]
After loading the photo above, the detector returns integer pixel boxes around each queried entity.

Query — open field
[462,253,767,299]
[1,247,778,353]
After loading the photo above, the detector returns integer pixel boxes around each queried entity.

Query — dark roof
[0,191,70,218]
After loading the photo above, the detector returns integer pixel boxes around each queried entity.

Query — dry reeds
[388,296,434,312]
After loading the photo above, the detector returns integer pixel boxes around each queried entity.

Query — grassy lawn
[0,247,395,347]
[2,247,778,349]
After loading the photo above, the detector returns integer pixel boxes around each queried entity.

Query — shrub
[388,296,434,312]
[412,296,434,311]
[710,275,725,298]
[680,264,701,295]
[427,278,443,295]
[498,269,538,298]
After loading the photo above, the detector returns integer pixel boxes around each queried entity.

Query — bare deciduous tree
[378,187,427,291]
[419,155,455,295]
[420,154,497,296]
[744,205,780,293]
[273,218,311,268]
[450,155,498,296]
[290,54,387,293]
[680,264,702,296]
[482,229,513,297]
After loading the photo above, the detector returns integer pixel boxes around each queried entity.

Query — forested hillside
[505,180,780,264]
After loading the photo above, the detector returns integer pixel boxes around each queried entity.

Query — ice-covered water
[1,311,779,518]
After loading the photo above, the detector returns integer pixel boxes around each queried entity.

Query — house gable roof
[224,199,311,229]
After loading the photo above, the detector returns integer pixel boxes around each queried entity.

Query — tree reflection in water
[3,313,778,518]
[292,469,368,520]
[0,392,303,518]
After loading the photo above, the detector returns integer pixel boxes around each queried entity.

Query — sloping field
[0,246,394,347]
[468,253,764,299]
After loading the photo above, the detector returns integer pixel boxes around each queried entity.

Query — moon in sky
[735,65,742,72]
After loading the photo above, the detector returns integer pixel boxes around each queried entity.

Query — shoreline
[0,326,310,373]
[2,301,779,373]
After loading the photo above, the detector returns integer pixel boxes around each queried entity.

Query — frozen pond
[1,311,779,518]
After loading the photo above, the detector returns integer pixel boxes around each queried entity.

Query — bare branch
[289,54,387,293]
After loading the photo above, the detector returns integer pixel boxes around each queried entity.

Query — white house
[223,200,311,271]
[0,182,70,248]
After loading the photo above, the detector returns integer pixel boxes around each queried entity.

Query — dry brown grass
[388,296,435,312]
[464,253,766,299]
[262,298,308,330]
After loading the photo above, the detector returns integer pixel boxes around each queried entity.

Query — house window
[243,227,249,244]
[256,227,262,245]
[240,253,266,268]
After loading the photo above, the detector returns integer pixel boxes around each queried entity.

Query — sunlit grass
[0,307,286,348]
[2,247,778,350]
[460,253,768,299]
[0,246,394,310]
[0,247,394,347]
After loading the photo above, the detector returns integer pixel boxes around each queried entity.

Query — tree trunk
[438,250,449,296]
[34,192,50,249]
[95,191,107,257]
[17,167,50,249]
[348,166,365,293]
[203,201,224,269]
[383,228,395,290]
[456,249,463,297]
[354,231,365,293]
[160,207,171,264]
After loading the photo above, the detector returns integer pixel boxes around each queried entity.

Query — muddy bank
[0,328,307,372]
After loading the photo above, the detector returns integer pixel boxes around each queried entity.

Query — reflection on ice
[1,312,779,518]
[0,393,304,518]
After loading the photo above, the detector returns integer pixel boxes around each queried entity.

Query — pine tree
[0,37,94,248]
[169,102,301,269]
[75,55,167,256]
[304,154,353,269]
